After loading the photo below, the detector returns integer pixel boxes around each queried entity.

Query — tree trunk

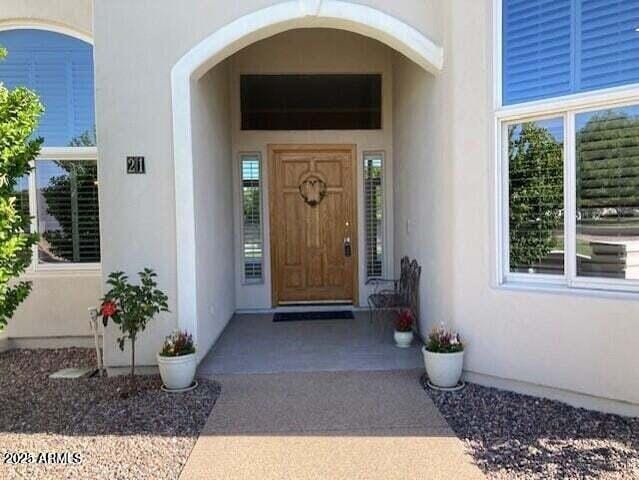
[130,336,135,377]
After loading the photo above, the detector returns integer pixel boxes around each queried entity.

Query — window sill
[21,266,102,279]
[495,281,639,302]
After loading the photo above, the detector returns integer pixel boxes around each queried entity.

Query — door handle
[344,237,352,257]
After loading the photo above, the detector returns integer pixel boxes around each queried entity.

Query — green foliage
[0,47,43,327]
[100,269,169,376]
[508,123,563,270]
[577,110,639,213]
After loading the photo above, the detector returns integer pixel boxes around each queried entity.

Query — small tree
[0,47,43,327]
[99,269,169,377]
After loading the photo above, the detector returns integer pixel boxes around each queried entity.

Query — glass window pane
[13,175,31,233]
[576,105,639,280]
[36,160,100,264]
[502,1,639,105]
[241,154,262,282]
[508,117,565,274]
[241,74,381,130]
[579,1,639,92]
[364,153,384,279]
[0,29,96,147]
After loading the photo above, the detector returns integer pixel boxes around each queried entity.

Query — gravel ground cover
[422,376,639,479]
[0,348,220,480]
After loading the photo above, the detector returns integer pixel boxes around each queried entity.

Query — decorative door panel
[269,145,358,304]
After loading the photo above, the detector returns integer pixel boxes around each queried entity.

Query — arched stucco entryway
[170,0,444,342]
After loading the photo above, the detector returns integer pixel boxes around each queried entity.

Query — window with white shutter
[364,152,384,279]
[502,0,639,105]
[240,154,263,282]
[0,28,100,269]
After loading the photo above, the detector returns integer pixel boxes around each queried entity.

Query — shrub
[0,47,42,328]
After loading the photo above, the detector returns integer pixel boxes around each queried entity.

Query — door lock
[344,237,352,257]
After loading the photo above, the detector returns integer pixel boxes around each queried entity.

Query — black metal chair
[366,256,422,340]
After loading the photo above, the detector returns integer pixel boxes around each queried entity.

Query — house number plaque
[126,156,146,174]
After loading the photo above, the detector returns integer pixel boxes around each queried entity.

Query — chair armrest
[366,277,399,295]
[365,277,398,286]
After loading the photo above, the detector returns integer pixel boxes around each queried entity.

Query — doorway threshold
[236,304,367,315]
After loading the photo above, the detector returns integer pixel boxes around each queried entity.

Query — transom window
[497,1,639,294]
[240,74,382,130]
[0,28,100,270]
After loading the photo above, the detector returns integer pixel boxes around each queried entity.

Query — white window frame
[363,151,386,280]
[24,146,100,274]
[238,152,264,285]
[494,0,639,296]
[0,24,101,275]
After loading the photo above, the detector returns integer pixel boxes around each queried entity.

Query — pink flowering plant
[425,323,463,353]
[160,330,195,357]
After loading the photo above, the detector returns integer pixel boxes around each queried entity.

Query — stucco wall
[392,48,453,339]
[191,61,235,360]
[0,0,92,37]
[0,0,101,342]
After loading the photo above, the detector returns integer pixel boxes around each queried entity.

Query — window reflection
[508,118,565,274]
[36,160,100,264]
[576,105,639,280]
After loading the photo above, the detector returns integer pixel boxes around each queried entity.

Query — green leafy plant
[99,268,169,377]
[159,330,196,357]
[425,324,463,353]
[508,122,564,270]
[0,46,43,328]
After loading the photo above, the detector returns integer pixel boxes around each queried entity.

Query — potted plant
[157,330,197,390]
[99,268,169,382]
[422,324,464,388]
[393,309,414,348]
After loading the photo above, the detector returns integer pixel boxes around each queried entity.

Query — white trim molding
[171,0,444,337]
[0,20,93,44]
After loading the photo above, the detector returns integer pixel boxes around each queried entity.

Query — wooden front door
[269,144,358,305]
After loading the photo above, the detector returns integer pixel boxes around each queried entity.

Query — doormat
[273,311,355,322]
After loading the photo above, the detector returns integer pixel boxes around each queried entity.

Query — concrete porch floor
[198,312,423,375]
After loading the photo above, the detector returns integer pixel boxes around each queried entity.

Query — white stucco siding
[191,61,235,360]
[0,0,101,342]
[392,49,453,339]
[0,0,93,37]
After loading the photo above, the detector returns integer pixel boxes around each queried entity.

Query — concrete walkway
[180,369,485,480]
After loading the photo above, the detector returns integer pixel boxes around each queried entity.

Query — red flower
[100,301,118,318]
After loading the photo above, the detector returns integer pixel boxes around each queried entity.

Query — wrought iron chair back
[366,256,422,339]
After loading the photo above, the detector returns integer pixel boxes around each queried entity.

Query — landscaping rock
[0,348,220,479]
[422,375,639,479]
